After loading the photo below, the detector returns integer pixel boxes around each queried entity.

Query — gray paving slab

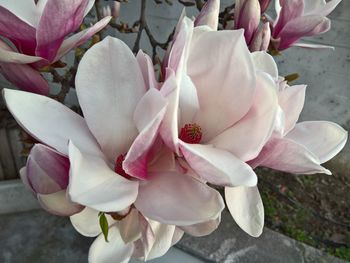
[0,181,346,263]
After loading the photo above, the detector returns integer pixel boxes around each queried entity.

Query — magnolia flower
[234,0,261,44]
[0,0,111,95]
[194,0,220,30]
[225,52,347,237]
[20,144,83,216]
[271,0,342,50]
[160,17,278,189]
[3,36,224,262]
[249,21,271,52]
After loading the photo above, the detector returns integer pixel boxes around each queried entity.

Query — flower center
[179,123,202,144]
[115,154,132,179]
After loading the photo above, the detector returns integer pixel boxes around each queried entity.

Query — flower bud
[21,144,83,216]
[102,5,112,18]
[112,1,121,19]
[234,0,261,44]
[249,22,271,52]
[194,0,220,30]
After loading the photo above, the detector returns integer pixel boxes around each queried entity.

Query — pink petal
[0,6,37,54]
[249,22,271,52]
[180,215,221,237]
[68,142,139,212]
[286,121,348,163]
[278,15,331,50]
[27,144,70,193]
[180,142,258,187]
[0,63,49,95]
[167,17,193,80]
[234,0,261,43]
[70,207,114,237]
[273,0,304,37]
[251,51,278,81]
[135,170,224,226]
[119,208,142,243]
[136,50,159,90]
[292,42,334,49]
[209,72,278,162]
[188,29,256,141]
[278,84,306,134]
[53,16,111,62]
[225,186,264,237]
[0,39,42,64]
[124,89,167,180]
[36,0,89,61]
[145,221,178,261]
[19,167,35,195]
[159,69,181,154]
[251,137,331,174]
[88,226,134,263]
[37,190,84,216]
[2,89,101,156]
[75,37,146,162]
[194,0,220,30]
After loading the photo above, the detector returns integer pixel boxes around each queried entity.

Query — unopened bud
[194,0,220,30]
[112,1,120,18]
[102,5,112,18]
[249,22,271,52]
[234,0,261,44]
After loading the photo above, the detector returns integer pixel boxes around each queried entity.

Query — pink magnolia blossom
[3,37,224,262]
[160,17,279,188]
[234,0,261,44]
[194,0,220,30]
[271,0,342,50]
[0,0,111,95]
[249,21,271,52]
[225,52,347,237]
[20,144,83,216]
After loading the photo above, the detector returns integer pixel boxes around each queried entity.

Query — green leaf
[99,213,109,242]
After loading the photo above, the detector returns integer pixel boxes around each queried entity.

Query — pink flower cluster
[0,0,110,95]
[1,0,347,262]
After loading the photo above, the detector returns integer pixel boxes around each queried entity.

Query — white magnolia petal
[0,40,41,64]
[3,89,101,156]
[225,186,264,237]
[68,142,139,212]
[292,42,334,49]
[37,190,83,216]
[136,50,158,90]
[278,84,306,134]
[146,221,177,261]
[255,137,331,175]
[180,215,220,237]
[180,142,258,187]
[118,208,142,244]
[286,121,348,163]
[70,207,114,237]
[0,0,38,27]
[209,73,278,162]
[189,28,256,141]
[88,226,134,263]
[251,51,279,81]
[135,170,225,226]
[75,37,146,161]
